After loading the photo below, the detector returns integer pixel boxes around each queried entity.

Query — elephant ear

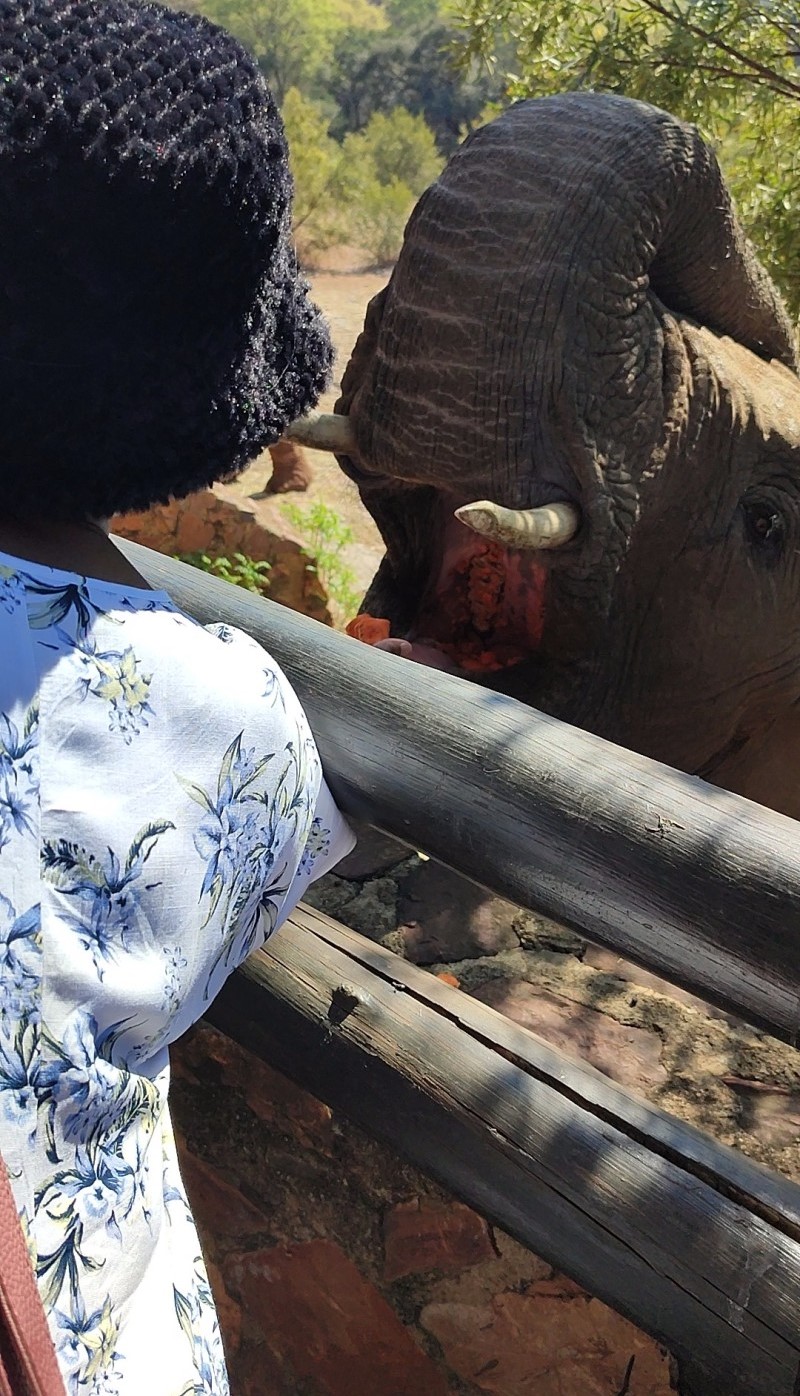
[644,115,797,371]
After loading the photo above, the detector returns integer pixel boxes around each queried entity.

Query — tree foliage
[179,0,492,265]
[346,107,443,195]
[283,91,443,263]
[281,88,349,255]
[386,0,442,28]
[456,0,800,316]
[337,108,444,262]
[186,0,386,102]
[329,21,501,152]
[347,175,416,264]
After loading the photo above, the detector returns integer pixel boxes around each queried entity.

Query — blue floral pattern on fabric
[0,565,23,615]
[42,824,174,978]
[0,706,38,852]
[0,553,354,1395]
[71,637,154,742]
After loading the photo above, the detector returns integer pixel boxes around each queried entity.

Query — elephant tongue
[412,537,547,673]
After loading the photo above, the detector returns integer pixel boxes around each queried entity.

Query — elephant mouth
[283,414,579,673]
[407,509,550,673]
[349,501,554,675]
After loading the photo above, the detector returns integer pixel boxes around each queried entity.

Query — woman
[0,2,354,1391]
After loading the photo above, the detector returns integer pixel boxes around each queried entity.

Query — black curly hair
[0,0,333,521]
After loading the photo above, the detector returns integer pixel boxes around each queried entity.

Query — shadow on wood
[115,542,800,1394]
[208,907,800,1396]
[119,539,800,1043]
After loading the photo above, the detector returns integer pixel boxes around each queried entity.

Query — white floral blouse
[0,551,354,1395]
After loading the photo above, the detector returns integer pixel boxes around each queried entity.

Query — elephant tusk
[283,411,355,454]
[454,499,580,550]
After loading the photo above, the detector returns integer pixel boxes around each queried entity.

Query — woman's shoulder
[3,552,304,739]
[108,597,306,732]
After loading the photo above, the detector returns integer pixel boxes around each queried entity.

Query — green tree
[334,108,443,262]
[281,87,349,256]
[456,0,800,316]
[186,0,385,102]
[385,0,443,30]
[351,106,443,195]
[279,94,441,266]
[329,21,502,152]
[282,94,441,265]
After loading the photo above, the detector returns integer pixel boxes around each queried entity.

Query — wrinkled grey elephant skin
[334,92,800,820]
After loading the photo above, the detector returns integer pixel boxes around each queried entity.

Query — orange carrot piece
[346,614,392,645]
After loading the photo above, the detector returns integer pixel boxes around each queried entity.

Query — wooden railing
[119,539,800,1396]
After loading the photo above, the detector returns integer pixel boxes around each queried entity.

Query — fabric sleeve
[197,622,355,994]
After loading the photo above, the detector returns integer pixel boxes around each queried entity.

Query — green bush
[182,0,458,269]
[352,107,443,196]
[347,175,417,265]
[175,551,272,596]
[282,87,350,259]
[182,0,386,103]
[281,501,362,624]
[285,91,442,266]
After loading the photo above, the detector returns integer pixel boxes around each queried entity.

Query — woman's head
[0,0,332,521]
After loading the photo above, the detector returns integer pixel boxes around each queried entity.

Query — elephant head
[291,93,800,817]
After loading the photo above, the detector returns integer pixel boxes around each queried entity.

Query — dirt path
[226,269,389,600]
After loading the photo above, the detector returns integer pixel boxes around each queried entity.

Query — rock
[259,440,313,495]
[224,1239,451,1396]
[176,1142,271,1244]
[472,981,668,1094]
[425,1229,552,1309]
[337,876,400,939]
[112,481,331,622]
[301,873,358,918]
[420,1291,674,1394]
[492,1229,551,1275]
[727,1080,800,1148]
[175,1024,334,1152]
[582,945,729,1018]
[516,915,587,956]
[334,823,412,880]
[205,1255,243,1361]
[174,1021,242,1080]
[306,873,401,941]
[240,1058,334,1152]
[169,1047,202,1087]
[396,862,520,964]
[383,1197,495,1282]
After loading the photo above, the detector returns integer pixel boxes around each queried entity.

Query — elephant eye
[742,497,785,559]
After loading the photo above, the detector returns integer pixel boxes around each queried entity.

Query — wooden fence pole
[119,539,800,1043]
[209,906,800,1396]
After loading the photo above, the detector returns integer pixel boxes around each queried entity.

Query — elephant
[287,92,800,820]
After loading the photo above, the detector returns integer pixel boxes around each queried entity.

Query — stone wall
[172,1023,675,1396]
[112,481,331,624]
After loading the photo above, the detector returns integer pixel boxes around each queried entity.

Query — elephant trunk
[646,123,796,369]
[334,93,796,582]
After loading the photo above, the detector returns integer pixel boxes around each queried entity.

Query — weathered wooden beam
[207,906,800,1396]
[118,539,800,1043]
